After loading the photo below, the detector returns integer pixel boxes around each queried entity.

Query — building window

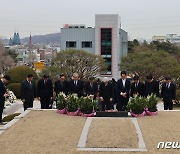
[66,41,76,48]
[101,28,112,75]
[82,41,92,48]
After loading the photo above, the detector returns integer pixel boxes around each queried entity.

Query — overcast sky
[0,0,180,40]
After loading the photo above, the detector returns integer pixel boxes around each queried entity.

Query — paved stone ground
[2,99,41,119]
[157,101,164,111]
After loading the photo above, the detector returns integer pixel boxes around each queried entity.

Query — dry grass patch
[86,118,138,148]
[0,110,86,154]
[138,111,180,154]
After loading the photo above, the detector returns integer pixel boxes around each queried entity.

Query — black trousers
[0,101,5,123]
[24,99,33,111]
[102,101,113,111]
[163,98,173,110]
[117,96,129,111]
[40,97,51,109]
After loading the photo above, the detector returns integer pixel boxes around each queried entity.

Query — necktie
[123,80,125,87]
[29,81,32,88]
[74,81,77,86]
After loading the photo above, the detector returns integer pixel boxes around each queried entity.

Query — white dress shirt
[122,79,126,87]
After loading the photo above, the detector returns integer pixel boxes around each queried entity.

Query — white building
[152,34,180,44]
[60,14,128,80]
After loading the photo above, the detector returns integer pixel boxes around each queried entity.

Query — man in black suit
[21,74,36,111]
[131,75,145,97]
[69,73,84,97]
[37,74,53,109]
[161,77,176,110]
[85,77,98,99]
[117,71,131,111]
[0,75,11,124]
[145,75,159,97]
[99,77,113,111]
[111,78,118,110]
[54,74,69,96]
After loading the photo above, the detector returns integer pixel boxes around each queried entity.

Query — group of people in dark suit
[115,72,160,111]
[115,71,176,111]
[0,70,176,123]
[21,74,54,111]
[20,71,176,112]
[118,72,176,111]
[97,71,176,111]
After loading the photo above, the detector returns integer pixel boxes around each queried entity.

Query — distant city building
[9,32,21,46]
[152,34,180,43]
[152,36,166,42]
[60,14,128,79]
[166,34,180,43]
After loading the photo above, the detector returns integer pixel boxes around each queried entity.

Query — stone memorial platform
[96,111,128,117]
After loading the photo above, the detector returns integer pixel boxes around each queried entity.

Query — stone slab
[96,111,128,117]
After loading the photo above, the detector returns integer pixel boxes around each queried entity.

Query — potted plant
[56,92,67,114]
[145,94,158,116]
[80,96,97,117]
[127,96,146,117]
[66,94,79,116]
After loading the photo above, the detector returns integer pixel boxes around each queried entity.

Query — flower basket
[79,96,97,115]
[146,94,158,115]
[78,111,83,116]
[145,108,158,116]
[56,92,67,111]
[81,112,95,117]
[127,96,146,117]
[57,108,67,114]
[67,109,79,116]
[66,94,79,115]
[130,111,145,117]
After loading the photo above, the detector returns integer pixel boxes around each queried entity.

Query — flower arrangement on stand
[145,94,158,116]
[56,92,67,114]
[4,90,17,107]
[127,96,146,117]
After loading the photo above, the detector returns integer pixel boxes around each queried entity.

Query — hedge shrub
[6,65,38,83]
[7,83,21,99]
[2,113,21,122]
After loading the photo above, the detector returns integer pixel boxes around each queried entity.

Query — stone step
[96,111,128,117]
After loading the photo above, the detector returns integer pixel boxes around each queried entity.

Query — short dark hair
[3,75,11,81]
[165,76,171,80]
[60,74,65,78]
[146,74,153,80]
[112,78,116,82]
[43,74,49,79]
[89,77,94,81]
[121,71,127,76]
[27,74,33,78]
[133,75,139,80]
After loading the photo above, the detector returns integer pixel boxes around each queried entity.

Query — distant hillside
[21,33,61,44]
